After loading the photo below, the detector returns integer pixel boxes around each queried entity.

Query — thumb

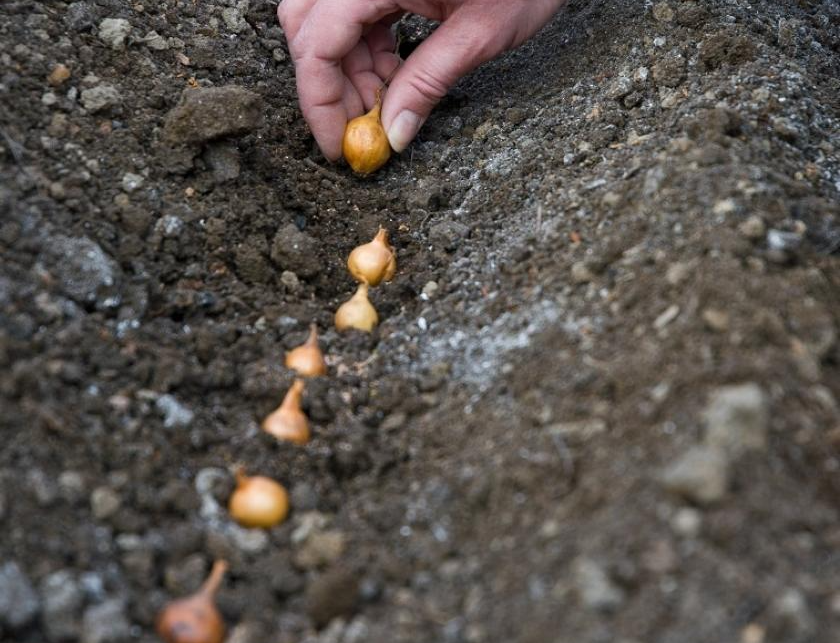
[381,13,497,152]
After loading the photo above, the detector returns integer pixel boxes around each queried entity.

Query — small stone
[270,224,320,278]
[48,64,72,86]
[221,5,248,33]
[80,85,121,113]
[98,18,131,50]
[81,599,131,643]
[767,588,815,636]
[701,308,730,332]
[153,215,184,239]
[654,304,680,329]
[652,51,685,87]
[66,2,98,31]
[121,173,144,192]
[607,76,633,100]
[306,568,360,628]
[570,262,595,284]
[666,261,693,286]
[702,383,768,455]
[421,281,439,300]
[0,562,41,630]
[280,270,300,291]
[227,621,265,643]
[41,570,84,642]
[143,30,168,50]
[739,216,766,240]
[766,229,802,253]
[294,531,346,569]
[671,507,702,538]
[660,445,729,505]
[155,394,194,429]
[505,107,527,125]
[652,2,674,22]
[572,557,624,612]
[163,86,263,145]
[91,486,122,520]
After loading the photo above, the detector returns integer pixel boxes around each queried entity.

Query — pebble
[421,281,439,300]
[652,2,674,22]
[80,85,121,113]
[570,261,595,284]
[98,18,131,50]
[665,261,693,286]
[738,216,766,240]
[48,64,71,86]
[229,524,270,554]
[41,235,120,304]
[58,471,87,503]
[572,557,625,612]
[80,599,131,643]
[90,486,122,520]
[155,394,195,429]
[654,304,680,329]
[163,86,263,145]
[41,570,85,642]
[702,383,768,455]
[221,3,249,33]
[660,445,729,505]
[0,562,41,630]
[701,308,730,332]
[280,270,301,291]
[670,507,702,538]
[121,173,144,192]
[66,2,98,31]
[153,215,185,239]
[270,224,320,278]
[294,531,346,569]
[768,588,815,636]
[546,418,607,443]
[227,621,265,643]
[142,30,168,50]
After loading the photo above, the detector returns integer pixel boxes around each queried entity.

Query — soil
[2,1,840,642]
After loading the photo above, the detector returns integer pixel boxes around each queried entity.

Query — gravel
[40,235,120,306]
[41,570,85,642]
[80,600,131,643]
[702,383,768,456]
[572,556,625,612]
[98,18,131,50]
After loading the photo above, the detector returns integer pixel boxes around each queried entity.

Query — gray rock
[221,2,249,33]
[270,224,320,278]
[98,18,131,50]
[0,562,41,630]
[66,2,98,31]
[204,141,241,183]
[163,86,263,145]
[81,599,131,643]
[661,445,729,505]
[153,215,185,239]
[702,383,768,456]
[80,85,121,113]
[90,486,122,520]
[156,394,194,429]
[121,173,144,192]
[41,570,85,642]
[572,557,624,612]
[429,221,469,252]
[294,531,346,570]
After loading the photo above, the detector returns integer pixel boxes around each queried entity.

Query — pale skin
[278,0,567,161]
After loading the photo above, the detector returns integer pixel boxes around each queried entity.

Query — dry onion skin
[335,283,378,332]
[228,470,290,529]
[347,227,396,286]
[342,94,391,175]
[285,323,327,377]
[156,560,227,643]
[261,378,310,445]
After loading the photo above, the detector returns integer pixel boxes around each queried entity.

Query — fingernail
[386,110,423,152]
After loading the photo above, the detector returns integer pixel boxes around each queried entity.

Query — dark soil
[2,1,840,642]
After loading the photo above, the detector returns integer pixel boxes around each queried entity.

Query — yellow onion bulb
[228,470,289,529]
[342,98,391,175]
[261,379,310,445]
[285,323,327,377]
[156,560,227,643]
[335,283,378,332]
[347,227,396,286]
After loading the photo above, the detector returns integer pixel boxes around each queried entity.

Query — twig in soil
[303,157,346,184]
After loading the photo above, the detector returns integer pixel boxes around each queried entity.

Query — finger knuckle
[406,69,450,104]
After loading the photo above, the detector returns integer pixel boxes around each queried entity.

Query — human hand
[278,0,566,161]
